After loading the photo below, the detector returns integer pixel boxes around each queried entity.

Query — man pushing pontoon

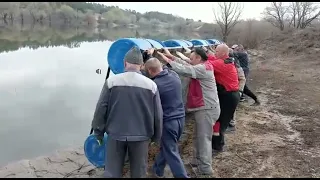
[90,38,260,178]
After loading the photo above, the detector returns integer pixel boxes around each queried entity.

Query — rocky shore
[0,147,104,178]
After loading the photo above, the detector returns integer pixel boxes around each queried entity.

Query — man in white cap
[231,44,238,50]
[91,46,163,178]
[227,48,246,132]
[233,44,260,105]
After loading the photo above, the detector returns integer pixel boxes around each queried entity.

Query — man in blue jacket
[144,55,188,178]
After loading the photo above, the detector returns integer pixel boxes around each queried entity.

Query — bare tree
[57,5,76,24]
[262,2,288,31]
[288,2,320,29]
[212,2,243,42]
[0,2,10,24]
[7,2,20,23]
[19,2,29,26]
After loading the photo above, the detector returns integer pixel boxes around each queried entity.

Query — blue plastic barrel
[180,40,193,47]
[206,39,220,45]
[84,133,108,168]
[163,39,188,49]
[146,39,166,48]
[190,39,210,47]
[107,38,154,74]
[205,40,213,45]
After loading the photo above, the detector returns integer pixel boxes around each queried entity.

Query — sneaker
[193,167,214,177]
[148,167,164,178]
[251,100,261,106]
[212,149,223,157]
[226,126,236,133]
[239,97,246,102]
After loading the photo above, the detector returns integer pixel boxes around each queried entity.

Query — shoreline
[0,147,103,178]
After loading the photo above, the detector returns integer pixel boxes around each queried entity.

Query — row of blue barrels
[84,38,221,168]
[107,38,222,74]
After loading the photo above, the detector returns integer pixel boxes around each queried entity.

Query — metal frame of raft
[85,37,221,168]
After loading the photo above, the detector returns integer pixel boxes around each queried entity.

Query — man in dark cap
[157,47,220,176]
[91,46,163,178]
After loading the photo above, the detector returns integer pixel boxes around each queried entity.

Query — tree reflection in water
[0,24,209,54]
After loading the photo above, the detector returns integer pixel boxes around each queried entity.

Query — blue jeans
[152,118,189,178]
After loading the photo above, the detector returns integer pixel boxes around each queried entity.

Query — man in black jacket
[232,44,260,106]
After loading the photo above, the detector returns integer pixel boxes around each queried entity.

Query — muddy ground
[1,28,319,178]
[143,29,320,178]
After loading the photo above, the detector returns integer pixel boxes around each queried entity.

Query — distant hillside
[0,2,214,33]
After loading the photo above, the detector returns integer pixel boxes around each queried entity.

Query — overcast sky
[94,2,271,23]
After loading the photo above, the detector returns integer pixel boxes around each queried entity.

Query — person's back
[208,44,240,152]
[189,62,220,112]
[145,58,188,178]
[229,50,246,92]
[235,51,249,72]
[152,68,185,121]
[105,71,160,141]
[228,49,246,130]
[156,48,220,176]
[208,55,239,93]
[91,46,163,178]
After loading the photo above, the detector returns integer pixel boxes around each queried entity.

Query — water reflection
[0,25,209,166]
[0,25,205,54]
[0,40,113,166]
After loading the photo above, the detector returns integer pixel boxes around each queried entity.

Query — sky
[94,2,271,23]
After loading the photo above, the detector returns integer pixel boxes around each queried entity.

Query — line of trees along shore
[0,2,204,32]
[0,2,319,49]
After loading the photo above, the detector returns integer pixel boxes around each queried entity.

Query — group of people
[91,42,260,178]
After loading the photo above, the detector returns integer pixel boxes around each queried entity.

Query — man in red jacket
[208,44,240,153]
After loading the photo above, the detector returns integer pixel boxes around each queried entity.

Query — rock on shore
[0,147,103,178]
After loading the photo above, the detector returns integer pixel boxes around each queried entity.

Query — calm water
[0,26,211,166]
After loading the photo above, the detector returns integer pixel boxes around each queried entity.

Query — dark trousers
[243,85,258,101]
[212,91,240,150]
[152,118,188,178]
[104,138,149,178]
[241,68,258,102]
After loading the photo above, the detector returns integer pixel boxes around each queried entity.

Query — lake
[0,25,212,166]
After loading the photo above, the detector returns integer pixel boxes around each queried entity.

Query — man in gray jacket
[91,46,163,178]
[157,48,220,176]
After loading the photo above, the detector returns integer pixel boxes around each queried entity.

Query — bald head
[144,58,163,78]
[215,44,229,59]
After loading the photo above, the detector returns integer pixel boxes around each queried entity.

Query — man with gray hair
[91,46,163,178]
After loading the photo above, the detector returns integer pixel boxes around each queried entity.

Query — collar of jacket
[125,69,142,74]
[224,57,235,64]
[151,69,169,80]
